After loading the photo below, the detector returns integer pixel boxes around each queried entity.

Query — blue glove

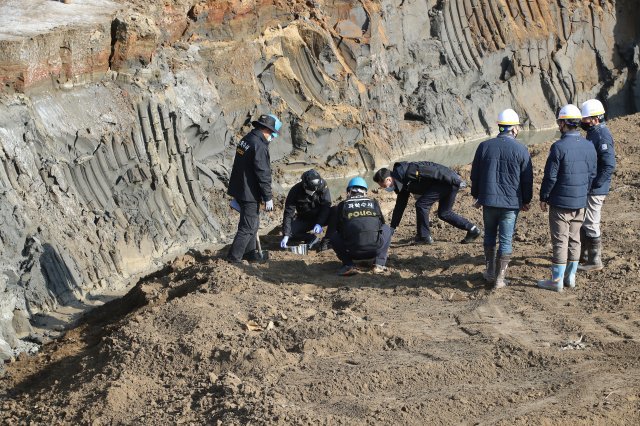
[313,224,323,234]
[265,200,274,211]
[390,227,395,235]
[280,236,289,248]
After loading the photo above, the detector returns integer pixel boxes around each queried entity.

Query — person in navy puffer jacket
[578,99,616,272]
[471,109,533,289]
[538,105,597,292]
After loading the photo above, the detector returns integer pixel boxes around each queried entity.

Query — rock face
[0,0,639,354]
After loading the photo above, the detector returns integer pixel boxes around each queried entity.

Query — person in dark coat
[226,114,282,263]
[328,177,393,276]
[280,169,332,249]
[471,109,534,289]
[578,99,616,272]
[373,161,481,244]
[538,104,597,292]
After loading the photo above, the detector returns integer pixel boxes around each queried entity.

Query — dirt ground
[1,115,640,424]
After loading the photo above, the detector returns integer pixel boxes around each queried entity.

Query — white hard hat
[497,109,520,125]
[557,104,582,120]
[580,99,605,118]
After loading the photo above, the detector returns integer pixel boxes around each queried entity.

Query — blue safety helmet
[347,176,368,191]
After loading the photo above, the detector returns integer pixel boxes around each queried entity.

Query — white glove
[265,199,274,211]
[280,236,289,248]
[313,224,323,234]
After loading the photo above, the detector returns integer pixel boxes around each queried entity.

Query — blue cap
[347,176,368,191]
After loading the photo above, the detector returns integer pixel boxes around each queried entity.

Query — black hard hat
[252,114,281,133]
[302,169,324,192]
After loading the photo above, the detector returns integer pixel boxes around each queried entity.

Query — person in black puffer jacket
[471,108,534,289]
[538,104,597,292]
[578,99,616,272]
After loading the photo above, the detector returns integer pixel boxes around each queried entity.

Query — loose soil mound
[2,115,640,424]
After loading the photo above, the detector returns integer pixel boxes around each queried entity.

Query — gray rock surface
[0,0,639,354]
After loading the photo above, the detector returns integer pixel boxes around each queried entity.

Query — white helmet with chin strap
[581,99,605,118]
[557,104,582,125]
[497,109,520,126]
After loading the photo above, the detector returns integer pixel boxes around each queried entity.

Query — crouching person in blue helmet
[280,169,332,251]
[227,113,282,264]
[327,177,393,276]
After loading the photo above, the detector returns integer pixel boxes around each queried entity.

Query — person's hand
[280,236,289,248]
[539,201,548,212]
[473,199,482,209]
[313,224,323,234]
[265,199,274,211]
[390,227,395,235]
[458,181,468,189]
[522,203,531,212]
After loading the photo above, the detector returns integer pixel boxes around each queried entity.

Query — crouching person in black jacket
[374,161,481,244]
[281,169,332,250]
[328,177,393,276]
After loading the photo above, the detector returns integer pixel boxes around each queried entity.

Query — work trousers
[227,201,260,262]
[329,224,393,267]
[549,206,585,264]
[415,183,473,239]
[482,207,519,256]
[582,195,606,238]
[290,216,328,244]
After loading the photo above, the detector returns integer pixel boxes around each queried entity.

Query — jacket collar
[497,132,516,140]
[562,129,581,138]
[250,128,269,144]
[391,162,408,193]
[587,122,606,134]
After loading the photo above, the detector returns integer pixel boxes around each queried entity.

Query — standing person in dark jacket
[373,161,481,244]
[538,105,597,292]
[471,109,534,289]
[578,99,616,272]
[329,177,393,276]
[226,114,282,263]
[280,169,332,249]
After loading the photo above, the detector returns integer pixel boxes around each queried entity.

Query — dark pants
[227,201,260,262]
[415,183,473,239]
[329,224,393,267]
[290,216,327,244]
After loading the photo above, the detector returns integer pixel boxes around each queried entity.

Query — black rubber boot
[579,228,589,264]
[482,246,497,283]
[578,237,603,271]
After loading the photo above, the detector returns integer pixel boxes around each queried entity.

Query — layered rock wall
[1,0,639,356]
